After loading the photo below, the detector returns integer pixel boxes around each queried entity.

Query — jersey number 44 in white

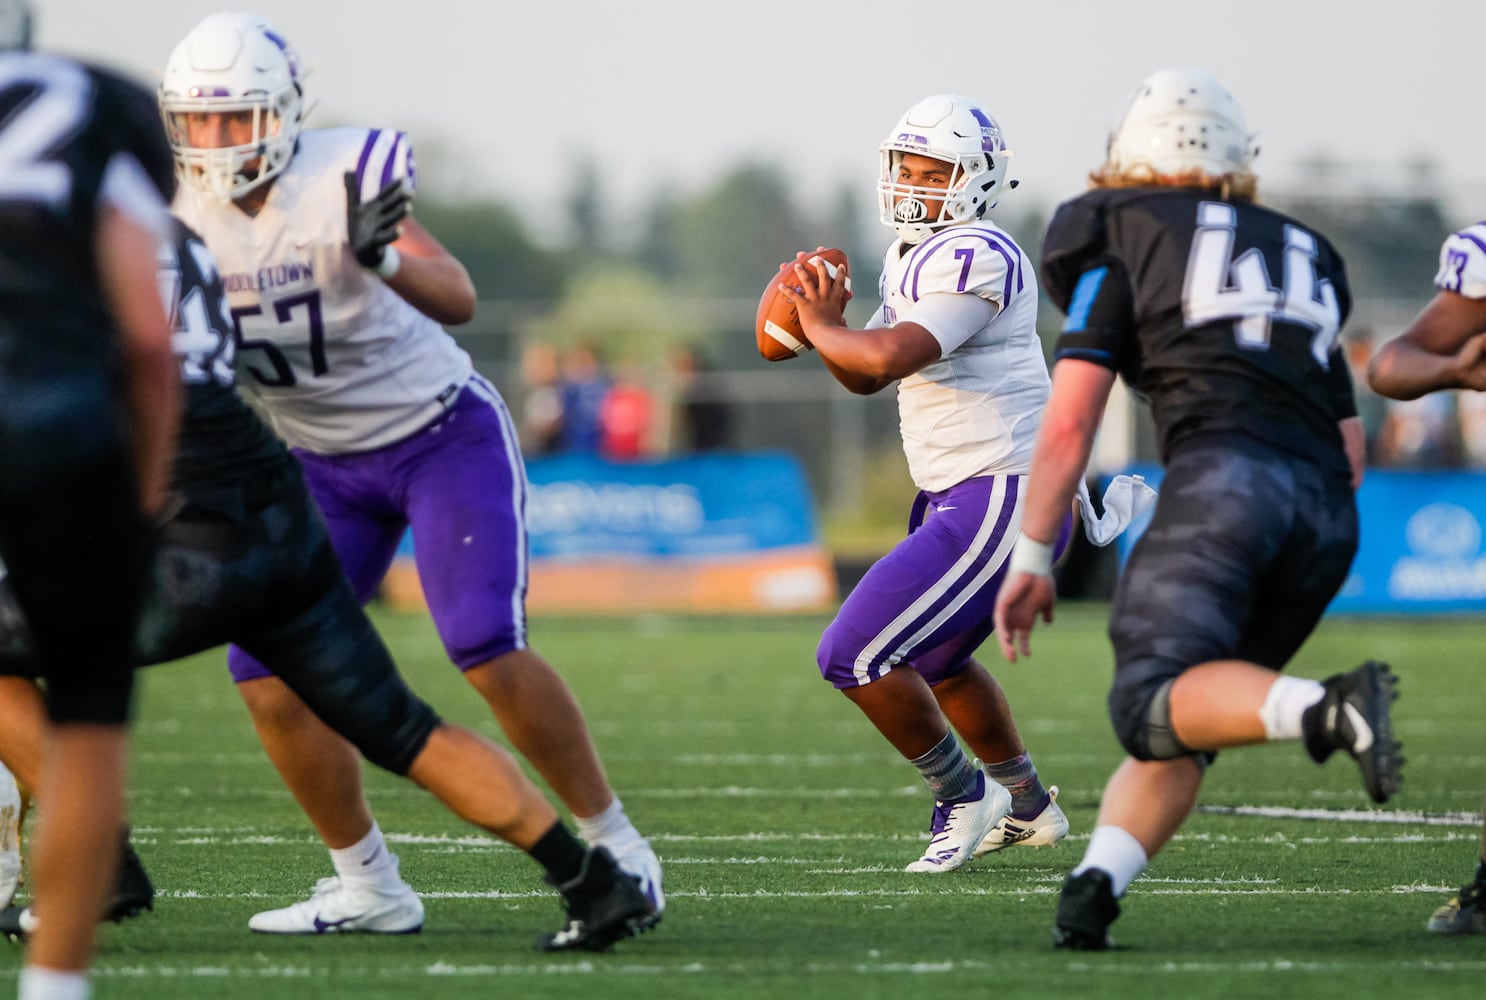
[1182,201,1342,367]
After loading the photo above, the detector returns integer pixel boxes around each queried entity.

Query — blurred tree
[414,198,566,302]
[525,263,710,364]
[565,156,607,255]
[666,164,811,299]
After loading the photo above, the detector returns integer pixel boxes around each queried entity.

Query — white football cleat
[249,868,424,935]
[904,771,1012,873]
[974,785,1069,857]
[604,837,664,925]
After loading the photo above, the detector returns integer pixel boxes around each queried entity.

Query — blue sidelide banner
[523,452,822,559]
[1110,466,1486,614]
[388,451,835,613]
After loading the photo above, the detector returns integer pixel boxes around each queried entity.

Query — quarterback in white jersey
[781,94,1069,874]
[1368,220,1486,937]
[871,211,1049,491]
[157,12,663,947]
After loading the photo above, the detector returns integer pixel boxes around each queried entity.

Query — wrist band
[1009,533,1054,576]
[373,245,401,280]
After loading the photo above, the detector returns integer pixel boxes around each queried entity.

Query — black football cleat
[1302,660,1403,804]
[1053,868,1120,951]
[1427,878,1486,935]
[536,846,654,953]
[105,834,154,922]
[0,831,153,942]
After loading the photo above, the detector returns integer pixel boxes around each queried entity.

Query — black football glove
[344,171,412,269]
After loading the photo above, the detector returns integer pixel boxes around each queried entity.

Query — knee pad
[1109,674,1193,761]
[250,589,442,776]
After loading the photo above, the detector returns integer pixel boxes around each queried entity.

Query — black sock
[528,822,588,886]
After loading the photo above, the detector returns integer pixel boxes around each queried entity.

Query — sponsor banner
[385,452,837,613]
[1109,466,1486,614]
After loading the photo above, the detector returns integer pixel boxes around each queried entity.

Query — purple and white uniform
[818,221,1064,689]
[175,127,528,681]
[1437,221,1486,299]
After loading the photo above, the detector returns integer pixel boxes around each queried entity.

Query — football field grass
[2,602,1483,998]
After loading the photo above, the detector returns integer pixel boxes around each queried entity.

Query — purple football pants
[228,376,528,682]
[817,473,1071,689]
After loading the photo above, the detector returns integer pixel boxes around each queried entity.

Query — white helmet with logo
[1104,68,1255,179]
[878,94,1012,244]
[159,12,309,200]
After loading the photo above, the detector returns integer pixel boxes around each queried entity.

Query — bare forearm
[384,252,476,325]
[1022,428,1092,542]
[1368,340,1462,400]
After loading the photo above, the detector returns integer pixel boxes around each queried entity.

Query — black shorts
[0,477,441,773]
[1108,434,1358,703]
[0,381,146,725]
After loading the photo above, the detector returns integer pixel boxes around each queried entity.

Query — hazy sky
[34,0,1486,235]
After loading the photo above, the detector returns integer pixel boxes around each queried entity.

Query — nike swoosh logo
[936,505,957,512]
[313,912,367,932]
[362,846,383,867]
[1341,703,1374,751]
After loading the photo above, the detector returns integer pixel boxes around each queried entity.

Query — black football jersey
[161,218,299,518]
[1042,187,1357,474]
[0,52,175,371]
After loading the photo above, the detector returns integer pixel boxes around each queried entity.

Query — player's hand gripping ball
[756,248,850,362]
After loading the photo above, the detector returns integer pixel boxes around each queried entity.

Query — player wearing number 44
[159,11,662,934]
[993,68,1402,951]
[782,94,1155,876]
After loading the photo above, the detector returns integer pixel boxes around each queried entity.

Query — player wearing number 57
[160,12,661,943]
[992,68,1402,950]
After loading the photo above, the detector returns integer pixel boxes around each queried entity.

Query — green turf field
[2,602,1482,998]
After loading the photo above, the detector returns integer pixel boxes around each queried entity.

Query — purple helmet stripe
[968,107,1001,154]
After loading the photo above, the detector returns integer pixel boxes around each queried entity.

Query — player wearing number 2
[993,68,1403,949]
[160,11,662,936]
[0,1,179,994]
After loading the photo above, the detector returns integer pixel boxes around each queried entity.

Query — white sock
[18,966,90,1000]
[329,822,400,889]
[1073,825,1149,897]
[1258,676,1326,741]
[575,797,643,849]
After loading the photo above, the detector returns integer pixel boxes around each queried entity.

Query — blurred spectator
[1374,391,1462,468]
[518,342,564,456]
[557,342,611,454]
[600,364,656,460]
[1459,392,1486,467]
[669,345,734,452]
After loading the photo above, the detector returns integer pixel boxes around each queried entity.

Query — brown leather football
[755,248,850,362]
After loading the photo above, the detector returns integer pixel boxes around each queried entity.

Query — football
[755,248,850,362]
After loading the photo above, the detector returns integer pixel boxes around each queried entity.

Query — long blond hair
[1088,162,1258,202]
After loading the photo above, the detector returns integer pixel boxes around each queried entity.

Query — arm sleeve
[1051,259,1136,372]
[1324,346,1358,420]
[98,152,170,239]
[899,292,999,356]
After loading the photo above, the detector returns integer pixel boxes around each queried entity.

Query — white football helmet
[878,94,1012,244]
[159,12,309,201]
[1104,68,1255,179]
[0,0,31,51]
